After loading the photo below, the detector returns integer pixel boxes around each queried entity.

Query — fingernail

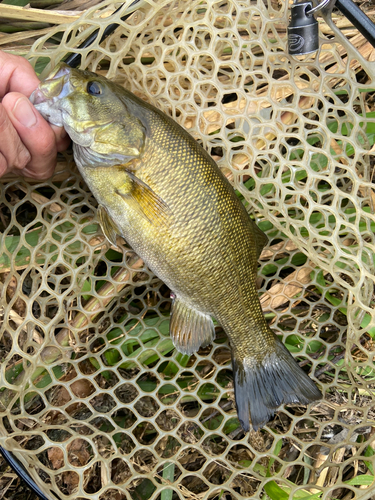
[12,97,37,128]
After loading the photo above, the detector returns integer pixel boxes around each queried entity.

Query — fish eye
[87,81,102,96]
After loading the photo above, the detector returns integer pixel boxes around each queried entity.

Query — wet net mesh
[1,0,375,498]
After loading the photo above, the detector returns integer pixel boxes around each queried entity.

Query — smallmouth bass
[31,63,321,430]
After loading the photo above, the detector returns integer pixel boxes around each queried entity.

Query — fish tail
[232,335,321,432]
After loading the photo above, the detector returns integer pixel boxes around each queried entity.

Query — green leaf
[138,350,160,367]
[158,361,179,379]
[268,439,283,470]
[34,57,51,76]
[133,479,156,500]
[157,339,175,357]
[107,328,124,345]
[258,220,274,232]
[5,362,25,385]
[158,320,171,336]
[89,357,100,370]
[52,365,66,379]
[294,493,322,500]
[335,88,375,95]
[103,348,121,365]
[137,379,157,392]
[144,315,160,326]
[364,445,375,475]
[264,481,289,500]
[307,340,324,354]
[140,329,160,346]
[161,462,174,500]
[32,367,52,388]
[223,417,241,434]
[2,0,30,5]
[80,279,92,300]
[0,227,42,269]
[175,352,191,367]
[285,334,304,353]
[121,339,141,358]
[267,439,283,474]
[345,474,374,486]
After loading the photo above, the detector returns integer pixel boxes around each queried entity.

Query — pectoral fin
[98,205,121,247]
[116,170,170,225]
[170,297,215,356]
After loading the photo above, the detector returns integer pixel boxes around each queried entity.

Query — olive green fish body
[32,64,321,430]
[80,98,262,319]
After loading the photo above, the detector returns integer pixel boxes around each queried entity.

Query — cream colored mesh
[1,0,375,498]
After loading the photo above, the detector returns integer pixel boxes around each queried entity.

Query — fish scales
[31,63,321,430]
[83,100,259,321]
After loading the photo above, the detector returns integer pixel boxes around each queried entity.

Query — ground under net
[1,0,375,499]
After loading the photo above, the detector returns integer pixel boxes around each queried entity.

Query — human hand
[0,52,70,179]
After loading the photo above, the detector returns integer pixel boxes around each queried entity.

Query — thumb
[3,92,58,179]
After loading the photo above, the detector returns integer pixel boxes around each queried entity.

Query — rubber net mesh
[1,0,375,498]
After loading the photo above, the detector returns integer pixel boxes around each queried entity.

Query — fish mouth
[30,63,72,104]
[30,63,73,128]
[30,63,113,150]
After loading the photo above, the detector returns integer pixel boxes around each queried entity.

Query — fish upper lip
[29,88,47,105]
[46,62,71,81]
[30,63,72,105]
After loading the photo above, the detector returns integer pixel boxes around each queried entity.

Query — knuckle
[0,52,33,73]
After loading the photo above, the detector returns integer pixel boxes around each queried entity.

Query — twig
[0,4,80,24]
[315,351,346,378]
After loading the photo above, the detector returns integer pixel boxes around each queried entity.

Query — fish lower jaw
[33,101,65,128]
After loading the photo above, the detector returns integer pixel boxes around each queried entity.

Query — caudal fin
[232,337,321,431]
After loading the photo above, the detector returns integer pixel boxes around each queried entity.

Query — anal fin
[170,297,215,356]
[98,205,121,247]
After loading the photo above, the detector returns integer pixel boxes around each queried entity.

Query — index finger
[0,52,40,99]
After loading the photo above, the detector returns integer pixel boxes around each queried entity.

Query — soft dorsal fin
[98,204,121,247]
[250,220,268,259]
[116,169,170,226]
[170,296,215,356]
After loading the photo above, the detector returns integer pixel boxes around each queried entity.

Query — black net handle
[0,446,50,500]
[335,0,375,48]
[65,0,141,67]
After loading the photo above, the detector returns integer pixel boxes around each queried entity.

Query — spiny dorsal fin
[98,204,121,247]
[116,170,170,226]
[170,296,215,356]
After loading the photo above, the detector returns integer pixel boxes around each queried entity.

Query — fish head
[30,62,145,167]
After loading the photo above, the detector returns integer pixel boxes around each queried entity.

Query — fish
[30,63,321,431]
